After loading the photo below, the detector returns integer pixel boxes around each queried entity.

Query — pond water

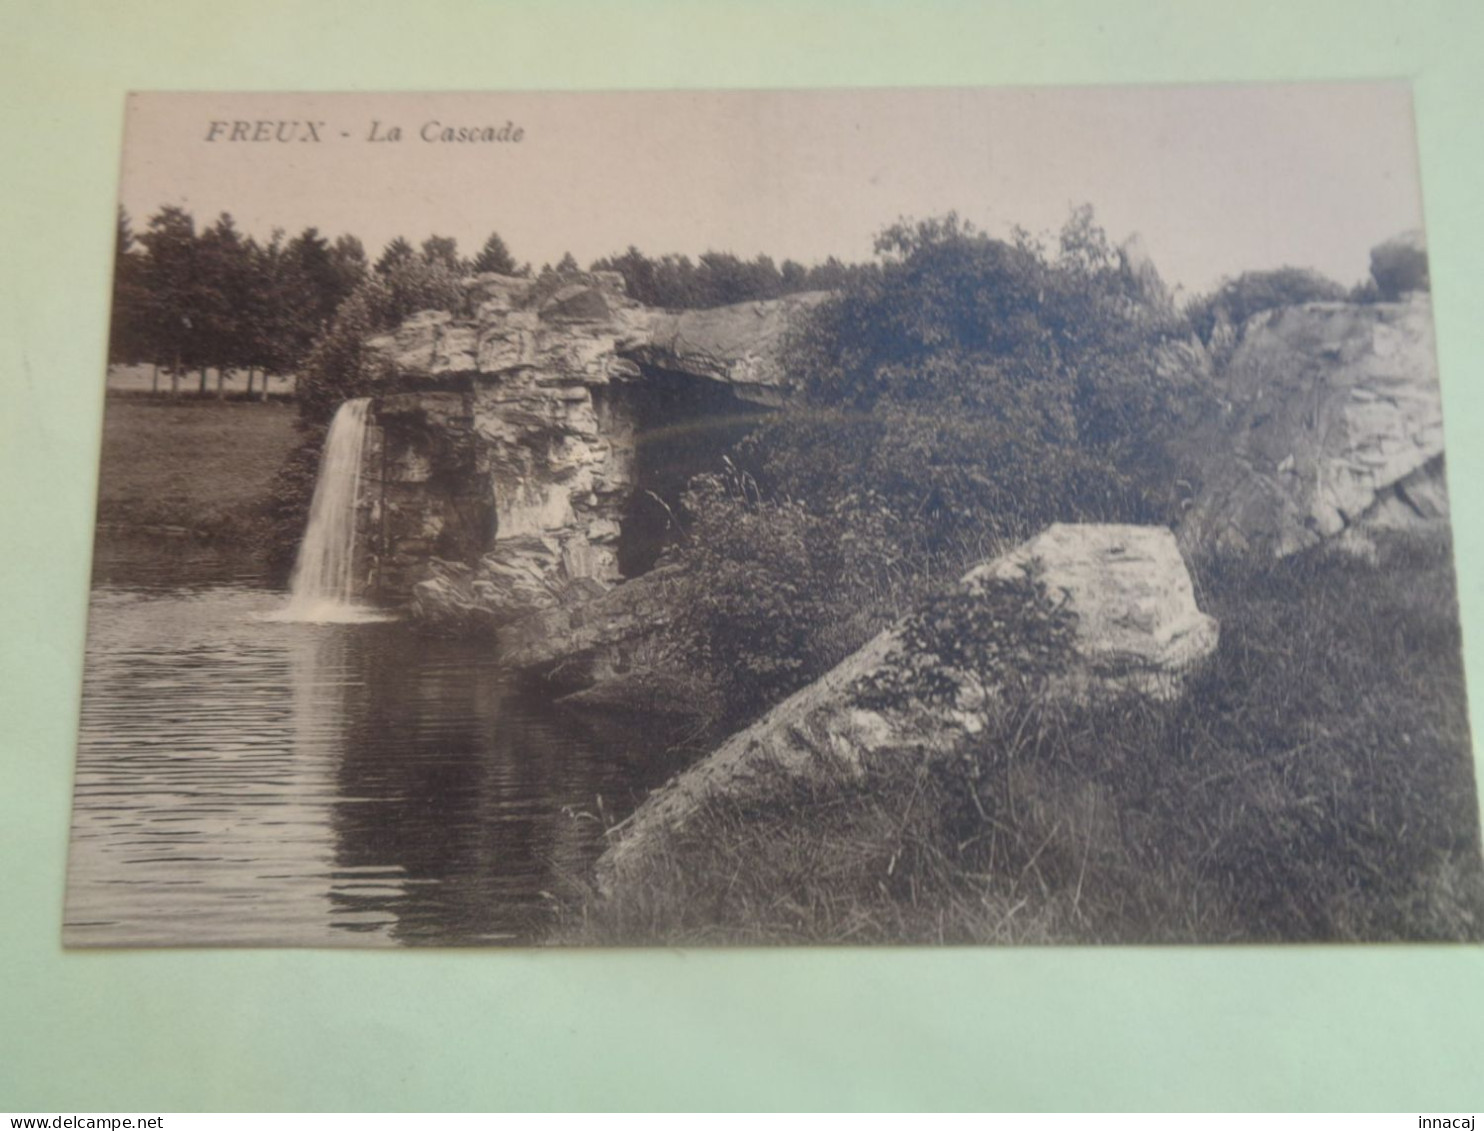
[64,540,683,947]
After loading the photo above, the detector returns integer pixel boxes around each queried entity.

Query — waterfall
[279,398,382,623]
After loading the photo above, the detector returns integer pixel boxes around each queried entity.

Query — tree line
[109,205,863,397]
[107,207,538,396]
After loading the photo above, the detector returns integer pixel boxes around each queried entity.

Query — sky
[118,83,1425,298]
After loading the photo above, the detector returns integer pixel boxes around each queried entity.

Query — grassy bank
[567,531,1484,945]
[94,396,302,542]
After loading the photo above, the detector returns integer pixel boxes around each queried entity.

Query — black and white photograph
[65,84,1483,948]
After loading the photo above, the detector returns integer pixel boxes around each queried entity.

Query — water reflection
[65,542,678,947]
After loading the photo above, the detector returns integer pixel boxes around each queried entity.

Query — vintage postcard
[66,85,1481,947]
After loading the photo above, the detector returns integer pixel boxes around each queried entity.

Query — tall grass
[564,531,1483,945]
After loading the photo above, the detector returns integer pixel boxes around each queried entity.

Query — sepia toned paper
[66,85,1482,948]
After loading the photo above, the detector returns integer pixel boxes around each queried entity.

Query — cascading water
[279,398,384,623]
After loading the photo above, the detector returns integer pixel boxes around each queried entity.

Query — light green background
[3,0,1483,1112]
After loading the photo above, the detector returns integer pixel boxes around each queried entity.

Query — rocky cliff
[355,272,826,619]
[1178,293,1447,558]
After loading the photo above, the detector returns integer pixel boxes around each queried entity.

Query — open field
[106,363,298,397]
[94,397,301,541]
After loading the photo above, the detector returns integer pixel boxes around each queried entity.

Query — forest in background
[105,200,1397,611]
[105,205,869,397]
[96,201,1480,945]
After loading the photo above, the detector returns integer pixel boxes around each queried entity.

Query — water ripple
[65,571,678,948]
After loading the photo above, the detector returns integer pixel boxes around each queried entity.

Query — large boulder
[627,291,833,405]
[1370,229,1429,300]
[597,524,1217,888]
[1178,294,1446,557]
[497,563,682,689]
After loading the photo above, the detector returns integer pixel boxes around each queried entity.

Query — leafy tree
[420,235,464,274]
[589,246,660,303]
[373,251,464,327]
[328,234,369,303]
[107,207,151,371]
[292,283,395,425]
[228,230,306,399]
[196,212,255,393]
[267,227,346,371]
[777,210,1190,468]
[248,229,304,385]
[590,246,853,309]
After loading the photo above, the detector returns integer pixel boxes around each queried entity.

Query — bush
[652,209,1201,725]
[746,403,1166,566]
[572,533,1484,945]
[852,568,1078,711]
[753,208,1202,537]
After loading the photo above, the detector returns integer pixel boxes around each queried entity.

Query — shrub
[852,569,1078,711]
[754,208,1202,540]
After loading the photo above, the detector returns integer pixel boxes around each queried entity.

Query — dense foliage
[662,209,1209,722]
[1185,265,1348,347]
[572,533,1483,946]
[588,246,871,308]
[756,212,1201,536]
[110,207,369,394]
[665,462,907,721]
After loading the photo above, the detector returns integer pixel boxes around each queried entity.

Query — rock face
[597,524,1217,887]
[356,272,827,618]
[1178,294,1447,558]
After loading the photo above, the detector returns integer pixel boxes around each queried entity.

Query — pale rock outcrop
[359,272,828,618]
[598,524,1217,887]
[1178,293,1447,557]
[971,524,1220,701]
[630,291,832,405]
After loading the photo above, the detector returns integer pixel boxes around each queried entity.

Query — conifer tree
[471,231,518,275]
[374,236,415,276]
